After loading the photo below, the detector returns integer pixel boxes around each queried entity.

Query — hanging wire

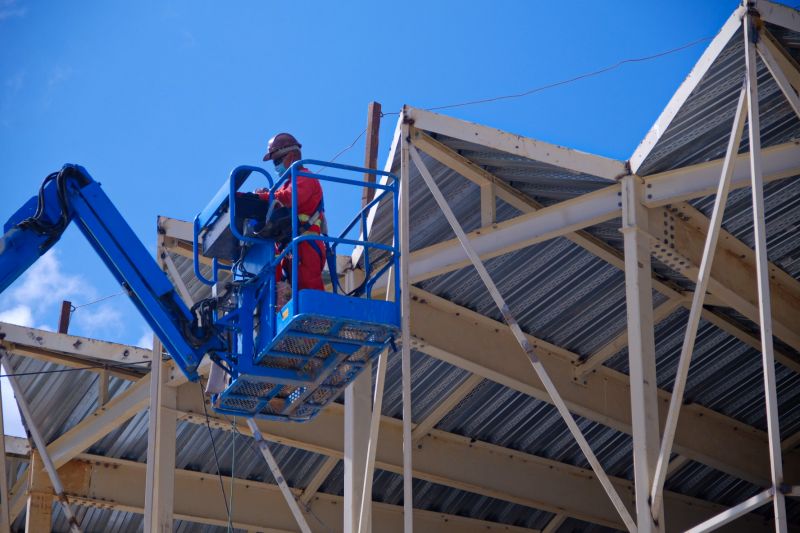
[323,33,713,163]
[197,380,231,522]
[71,291,126,310]
[0,358,155,378]
[423,36,712,112]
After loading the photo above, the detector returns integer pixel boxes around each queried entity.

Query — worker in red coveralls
[256,133,327,294]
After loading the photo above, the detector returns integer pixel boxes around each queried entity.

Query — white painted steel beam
[357,350,388,533]
[684,488,774,533]
[144,353,177,533]
[63,453,532,533]
[759,0,800,34]
[760,27,800,93]
[407,183,621,283]
[246,418,312,533]
[400,116,414,533]
[575,296,684,380]
[642,141,800,207]
[172,387,768,532]
[5,291,798,505]
[411,373,484,442]
[406,288,800,487]
[650,82,749,520]
[630,5,746,173]
[745,14,788,529]
[620,176,662,532]
[647,201,800,352]
[410,143,636,532]
[757,33,800,120]
[406,107,629,180]
[345,365,371,533]
[0,321,151,379]
[299,456,338,506]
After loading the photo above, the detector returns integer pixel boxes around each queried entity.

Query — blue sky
[0,0,744,433]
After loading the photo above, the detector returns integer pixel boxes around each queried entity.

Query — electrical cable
[0,358,156,379]
[324,34,713,163]
[197,380,232,522]
[71,291,126,310]
[423,36,712,112]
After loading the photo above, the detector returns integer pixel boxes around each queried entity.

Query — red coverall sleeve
[274,176,322,214]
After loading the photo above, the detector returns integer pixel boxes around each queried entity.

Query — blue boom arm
[0,165,222,379]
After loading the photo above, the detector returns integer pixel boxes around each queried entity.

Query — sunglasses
[272,154,285,168]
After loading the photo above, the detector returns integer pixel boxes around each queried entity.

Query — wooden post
[362,101,382,208]
[57,301,72,334]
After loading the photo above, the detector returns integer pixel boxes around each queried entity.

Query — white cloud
[7,250,95,312]
[135,328,153,350]
[0,304,33,327]
[71,303,123,337]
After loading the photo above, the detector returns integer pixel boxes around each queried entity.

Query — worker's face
[281,151,300,167]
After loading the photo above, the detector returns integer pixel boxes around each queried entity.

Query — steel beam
[173,387,768,532]
[406,107,628,180]
[63,453,534,533]
[630,5,746,173]
[143,352,177,533]
[620,176,662,532]
[745,12,787,529]
[650,82,749,519]
[400,114,414,533]
[246,418,312,533]
[760,27,800,93]
[757,31,800,120]
[406,183,621,284]
[410,143,636,531]
[345,363,371,533]
[642,141,800,207]
[646,201,800,353]
[759,0,800,34]
[406,288,800,486]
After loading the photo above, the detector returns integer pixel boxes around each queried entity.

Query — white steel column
[357,349,389,533]
[400,109,414,533]
[344,362,371,533]
[358,265,395,533]
[143,346,177,533]
[620,175,662,533]
[409,143,636,532]
[144,233,178,533]
[649,81,749,519]
[745,11,788,531]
